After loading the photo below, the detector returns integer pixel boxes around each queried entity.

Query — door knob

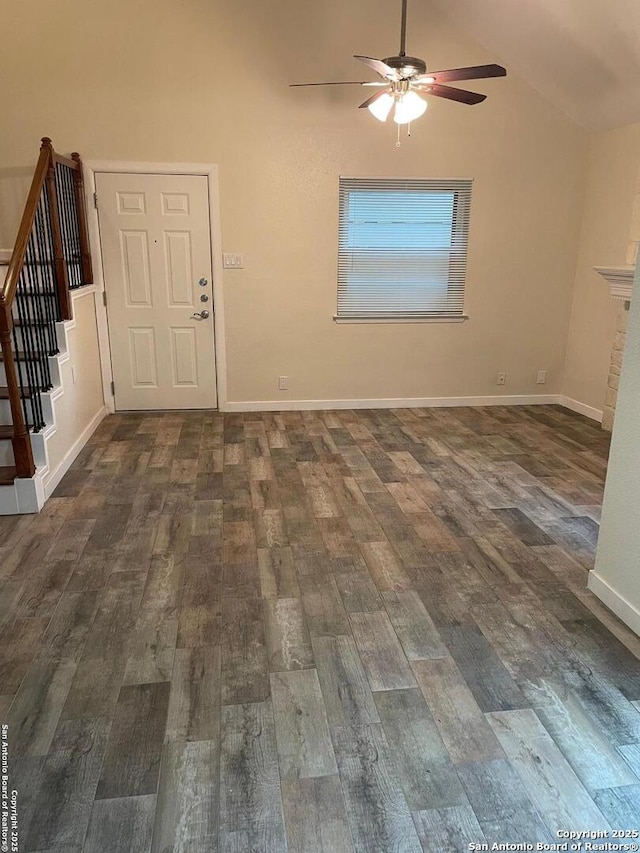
[192,310,210,320]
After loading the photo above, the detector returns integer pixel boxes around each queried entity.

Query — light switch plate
[223,253,244,269]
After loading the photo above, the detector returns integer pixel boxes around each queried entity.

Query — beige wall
[0,167,32,249]
[590,259,640,634]
[44,290,105,486]
[0,0,589,405]
[562,123,640,413]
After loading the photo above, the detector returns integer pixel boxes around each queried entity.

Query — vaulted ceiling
[429,0,640,130]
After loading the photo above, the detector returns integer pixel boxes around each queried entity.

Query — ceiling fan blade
[418,83,487,105]
[418,64,506,84]
[358,89,391,109]
[354,55,400,80]
[290,81,376,87]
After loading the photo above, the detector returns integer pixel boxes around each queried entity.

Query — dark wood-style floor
[1,405,640,852]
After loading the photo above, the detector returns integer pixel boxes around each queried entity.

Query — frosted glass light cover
[368,93,394,122]
[393,91,427,124]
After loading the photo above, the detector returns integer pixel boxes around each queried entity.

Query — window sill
[333,314,469,324]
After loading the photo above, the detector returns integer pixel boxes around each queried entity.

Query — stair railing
[0,137,93,479]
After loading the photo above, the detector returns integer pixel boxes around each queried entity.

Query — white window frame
[335,176,472,324]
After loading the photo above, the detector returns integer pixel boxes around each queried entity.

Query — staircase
[0,137,93,514]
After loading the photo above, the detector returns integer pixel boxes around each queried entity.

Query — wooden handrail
[0,139,54,309]
[52,152,79,171]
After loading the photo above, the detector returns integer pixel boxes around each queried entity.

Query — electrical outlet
[536,369,547,385]
[496,372,507,386]
[278,375,288,391]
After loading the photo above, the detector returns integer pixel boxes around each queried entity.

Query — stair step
[0,466,17,485]
[0,386,32,399]
[0,426,13,441]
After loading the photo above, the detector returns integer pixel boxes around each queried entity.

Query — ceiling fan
[290,0,506,129]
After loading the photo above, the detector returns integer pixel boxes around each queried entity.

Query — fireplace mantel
[594,265,634,301]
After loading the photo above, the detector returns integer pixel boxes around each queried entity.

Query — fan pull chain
[396,123,401,148]
[408,122,412,137]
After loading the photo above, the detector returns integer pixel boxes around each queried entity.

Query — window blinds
[337,177,472,319]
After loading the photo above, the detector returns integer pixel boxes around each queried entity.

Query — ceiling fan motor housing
[383,55,427,77]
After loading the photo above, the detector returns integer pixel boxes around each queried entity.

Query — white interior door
[96,172,217,410]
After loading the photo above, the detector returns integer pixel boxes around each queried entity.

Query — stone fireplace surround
[595,266,634,431]
[595,171,639,431]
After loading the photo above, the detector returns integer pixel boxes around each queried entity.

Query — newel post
[71,152,94,286]
[0,305,35,478]
[42,137,73,321]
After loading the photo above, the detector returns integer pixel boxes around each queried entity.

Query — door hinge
[110,380,115,396]
[102,291,107,307]
[93,192,99,209]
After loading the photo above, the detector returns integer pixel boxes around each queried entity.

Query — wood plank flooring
[2,404,640,851]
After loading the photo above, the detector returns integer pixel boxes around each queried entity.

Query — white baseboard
[0,483,20,514]
[44,406,107,498]
[0,470,46,514]
[15,471,46,513]
[588,571,640,636]
[224,393,562,413]
[559,395,603,423]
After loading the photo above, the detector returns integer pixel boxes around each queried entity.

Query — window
[336,177,472,322]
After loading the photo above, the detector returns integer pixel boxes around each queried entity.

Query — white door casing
[96,172,217,410]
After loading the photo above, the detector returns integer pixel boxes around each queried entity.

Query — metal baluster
[60,165,77,289]
[61,167,72,286]
[33,194,57,356]
[21,249,46,429]
[32,197,51,351]
[47,160,72,321]
[10,291,31,432]
[22,245,45,424]
[27,234,52,391]
[68,167,82,288]
[14,273,40,430]
[40,187,60,349]
[25,238,47,395]
[34,229,53,390]
[71,152,94,286]
[55,165,69,287]
[65,166,81,288]
[42,181,63,324]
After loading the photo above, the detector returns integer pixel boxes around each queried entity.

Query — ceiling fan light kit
[394,90,428,124]
[290,0,507,142]
[368,92,394,122]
